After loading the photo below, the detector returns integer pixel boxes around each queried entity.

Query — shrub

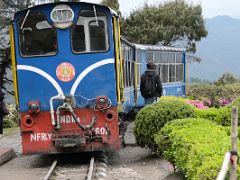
[228,96,240,108]
[3,118,17,128]
[225,96,240,125]
[186,99,208,109]
[187,83,240,107]
[160,96,187,103]
[192,95,240,126]
[134,97,195,149]
[194,108,219,121]
[218,107,232,126]
[194,107,231,126]
[214,73,239,86]
[3,104,18,128]
[154,118,236,179]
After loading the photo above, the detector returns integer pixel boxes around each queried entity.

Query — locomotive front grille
[53,136,87,148]
[52,134,104,148]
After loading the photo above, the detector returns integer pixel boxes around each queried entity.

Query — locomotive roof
[14,1,118,19]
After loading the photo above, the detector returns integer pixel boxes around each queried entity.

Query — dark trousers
[144,97,157,105]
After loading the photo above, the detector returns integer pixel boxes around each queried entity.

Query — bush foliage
[187,83,240,107]
[194,107,231,126]
[134,97,195,149]
[3,104,18,128]
[154,118,239,179]
[214,73,239,86]
[228,96,240,108]
[134,95,240,179]
[192,96,240,126]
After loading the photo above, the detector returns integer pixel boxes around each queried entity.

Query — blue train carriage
[120,38,136,113]
[135,44,186,98]
[10,2,124,155]
[121,38,187,112]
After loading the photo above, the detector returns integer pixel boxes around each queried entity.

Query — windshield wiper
[93,5,99,27]
[20,10,31,29]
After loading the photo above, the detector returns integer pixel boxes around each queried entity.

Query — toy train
[10,2,187,155]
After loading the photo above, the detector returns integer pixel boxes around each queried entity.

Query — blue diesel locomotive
[10,2,186,155]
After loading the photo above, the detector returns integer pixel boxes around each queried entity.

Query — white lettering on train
[60,115,80,124]
[30,127,107,142]
[30,133,52,142]
[94,127,107,135]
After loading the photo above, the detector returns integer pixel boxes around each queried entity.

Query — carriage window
[146,51,153,62]
[176,64,183,82]
[161,64,169,83]
[18,12,57,57]
[122,44,135,87]
[136,50,142,63]
[169,64,176,82]
[71,10,108,53]
[176,53,183,63]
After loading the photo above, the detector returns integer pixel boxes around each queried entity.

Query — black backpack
[144,74,156,97]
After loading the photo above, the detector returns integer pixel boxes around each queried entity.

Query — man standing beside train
[140,61,162,105]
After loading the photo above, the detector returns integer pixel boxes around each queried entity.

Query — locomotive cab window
[72,24,86,52]
[18,12,57,57]
[89,21,106,51]
[71,10,108,53]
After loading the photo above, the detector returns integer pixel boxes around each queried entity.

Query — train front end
[10,2,120,154]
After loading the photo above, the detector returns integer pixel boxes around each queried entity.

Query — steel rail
[87,156,95,180]
[43,160,58,180]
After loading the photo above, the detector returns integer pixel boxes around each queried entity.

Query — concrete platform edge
[0,148,16,165]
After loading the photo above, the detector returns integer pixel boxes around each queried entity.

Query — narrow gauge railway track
[43,151,108,180]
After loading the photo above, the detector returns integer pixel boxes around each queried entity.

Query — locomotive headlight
[51,5,74,29]
[98,98,107,106]
[95,96,111,110]
[28,101,40,114]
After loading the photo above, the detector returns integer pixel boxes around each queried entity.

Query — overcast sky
[81,0,240,19]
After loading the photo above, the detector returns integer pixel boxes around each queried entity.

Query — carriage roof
[134,44,185,52]
[121,37,185,52]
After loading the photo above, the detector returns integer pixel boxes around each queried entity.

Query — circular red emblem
[56,62,75,82]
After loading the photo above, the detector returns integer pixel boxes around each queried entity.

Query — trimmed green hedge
[133,96,240,179]
[134,97,195,149]
[193,96,240,127]
[194,107,231,126]
[134,96,240,150]
[154,118,238,179]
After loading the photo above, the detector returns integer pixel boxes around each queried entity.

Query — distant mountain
[188,15,240,81]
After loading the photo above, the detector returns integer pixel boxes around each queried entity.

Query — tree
[0,0,34,97]
[214,73,239,86]
[121,0,207,53]
[0,0,34,133]
[100,0,121,16]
